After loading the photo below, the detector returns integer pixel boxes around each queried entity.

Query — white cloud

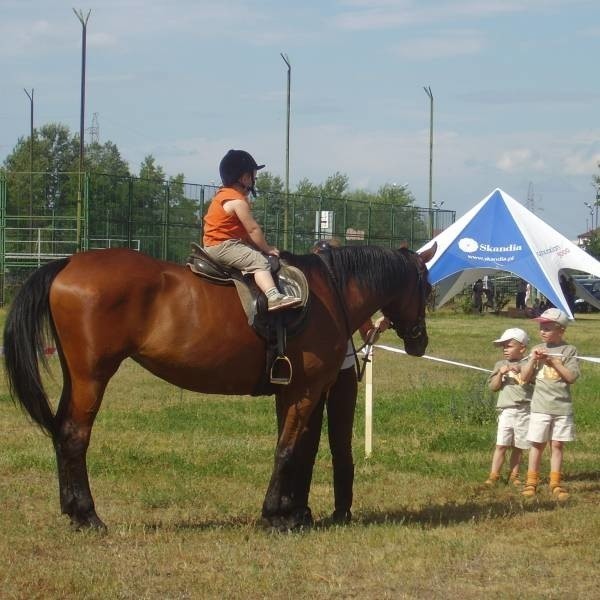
[563,152,600,175]
[88,32,118,48]
[495,149,546,173]
[333,0,588,31]
[391,30,484,60]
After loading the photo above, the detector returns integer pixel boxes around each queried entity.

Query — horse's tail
[3,258,70,437]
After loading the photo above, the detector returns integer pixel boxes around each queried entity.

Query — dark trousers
[292,367,357,512]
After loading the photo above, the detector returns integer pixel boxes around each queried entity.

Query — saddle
[186,243,310,392]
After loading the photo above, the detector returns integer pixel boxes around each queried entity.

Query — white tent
[419,188,600,318]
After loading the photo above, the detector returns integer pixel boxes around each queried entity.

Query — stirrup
[270,354,292,385]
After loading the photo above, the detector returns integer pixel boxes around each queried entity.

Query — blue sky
[2,0,600,240]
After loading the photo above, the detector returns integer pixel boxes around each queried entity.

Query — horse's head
[382,243,436,357]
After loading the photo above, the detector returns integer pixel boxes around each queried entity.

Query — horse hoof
[285,507,313,531]
[70,512,107,532]
[261,507,313,532]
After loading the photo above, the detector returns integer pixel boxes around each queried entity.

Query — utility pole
[281,53,291,250]
[423,86,433,238]
[74,8,91,251]
[24,88,34,231]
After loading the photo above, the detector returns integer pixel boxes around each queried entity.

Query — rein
[354,326,381,382]
[315,250,363,379]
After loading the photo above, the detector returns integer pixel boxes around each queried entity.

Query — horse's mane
[282,245,414,296]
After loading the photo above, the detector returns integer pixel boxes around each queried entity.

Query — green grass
[1,309,600,598]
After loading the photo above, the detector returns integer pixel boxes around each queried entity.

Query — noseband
[388,256,429,344]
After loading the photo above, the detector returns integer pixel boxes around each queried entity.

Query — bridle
[386,253,429,345]
[316,246,429,381]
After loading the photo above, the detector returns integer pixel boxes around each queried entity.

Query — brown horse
[3,243,436,530]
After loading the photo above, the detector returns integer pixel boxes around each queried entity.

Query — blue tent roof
[421,188,600,318]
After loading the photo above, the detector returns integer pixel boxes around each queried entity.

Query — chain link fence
[0,172,455,304]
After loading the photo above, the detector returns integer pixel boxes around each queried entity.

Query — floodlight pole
[24,88,34,231]
[423,86,434,239]
[281,53,291,250]
[584,201,594,232]
[74,8,91,252]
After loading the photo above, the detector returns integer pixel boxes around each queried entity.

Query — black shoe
[331,509,352,525]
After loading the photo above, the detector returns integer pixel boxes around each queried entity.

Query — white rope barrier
[364,344,600,457]
[374,344,492,372]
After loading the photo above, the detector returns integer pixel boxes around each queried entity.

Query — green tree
[256,171,284,197]
[295,177,320,199]
[3,123,79,215]
[85,141,130,177]
[584,233,600,260]
[321,172,349,199]
[253,171,285,242]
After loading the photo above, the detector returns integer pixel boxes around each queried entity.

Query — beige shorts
[496,406,531,449]
[527,412,575,443]
[204,239,270,274]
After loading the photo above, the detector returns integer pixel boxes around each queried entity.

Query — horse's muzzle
[394,321,428,357]
[403,333,428,357]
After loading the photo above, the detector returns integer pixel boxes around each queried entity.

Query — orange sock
[550,471,561,489]
[522,471,539,497]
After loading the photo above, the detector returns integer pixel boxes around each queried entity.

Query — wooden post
[364,348,373,458]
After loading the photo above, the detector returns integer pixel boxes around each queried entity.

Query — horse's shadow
[347,497,558,530]
[141,495,559,533]
[565,471,600,482]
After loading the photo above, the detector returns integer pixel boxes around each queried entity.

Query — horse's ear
[398,240,409,249]
[418,242,437,263]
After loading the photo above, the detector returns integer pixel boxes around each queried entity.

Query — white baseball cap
[493,327,529,345]
[533,308,569,327]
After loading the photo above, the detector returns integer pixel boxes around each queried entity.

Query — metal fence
[0,171,455,304]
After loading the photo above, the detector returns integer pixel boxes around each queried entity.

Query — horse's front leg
[262,388,323,529]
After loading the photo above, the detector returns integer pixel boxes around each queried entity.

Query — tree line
[1,122,416,214]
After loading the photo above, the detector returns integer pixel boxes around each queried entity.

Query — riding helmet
[219,150,265,186]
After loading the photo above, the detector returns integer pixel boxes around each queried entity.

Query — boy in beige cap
[520,308,580,500]
[485,328,533,486]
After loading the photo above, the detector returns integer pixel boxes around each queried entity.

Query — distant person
[515,279,527,310]
[525,282,532,307]
[203,149,301,311]
[484,328,533,487]
[484,278,495,311]
[520,309,579,501]
[472,279,484,313]
[559,274,576,313]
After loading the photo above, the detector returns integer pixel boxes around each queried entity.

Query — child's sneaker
[551,484,570,501]
[549,471,569,501]
[267,294,301,311]
[521,471,539,498]
[521,484,537,498]
[484,473,500,486]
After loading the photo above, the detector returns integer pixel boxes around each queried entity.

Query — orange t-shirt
[203,187,250,247]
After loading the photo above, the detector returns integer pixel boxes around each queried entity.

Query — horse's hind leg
[54,376,108,530]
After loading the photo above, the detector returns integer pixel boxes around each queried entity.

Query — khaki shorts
[496,406,531,449]
[204,239,270,274]
[527,412,575,443]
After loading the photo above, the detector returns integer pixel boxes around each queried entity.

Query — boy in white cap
[485,328,533,486]
[520,308,580,500]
